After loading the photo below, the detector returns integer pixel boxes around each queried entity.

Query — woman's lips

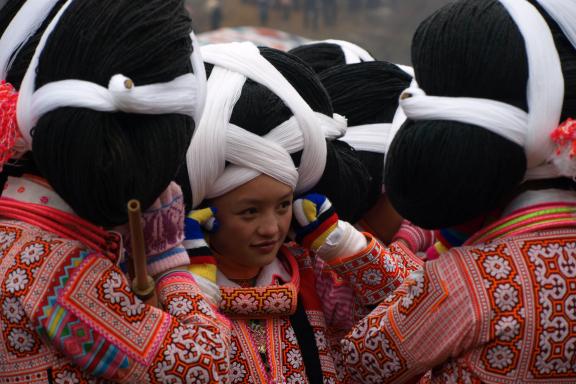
[251,240,278,254]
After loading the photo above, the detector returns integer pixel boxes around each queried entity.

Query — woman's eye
[279,200,292,210]
[239,208,258,216]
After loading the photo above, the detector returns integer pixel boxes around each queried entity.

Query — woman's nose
[257,213,279,237]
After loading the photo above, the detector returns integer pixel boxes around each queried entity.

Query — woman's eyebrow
[235,198,263,205]
[277,192,293,201]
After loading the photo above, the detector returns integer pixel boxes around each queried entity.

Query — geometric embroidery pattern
[230,320,269,383]
[0,215,231,383]
[2,234,61,361]
[148,319,229,383]
[340,204,576,383]
[158,271,221,325]
[341,312,408,383]
[219,244,370,384]
[305,310,339,384]
[49,361,107,384]
[0,226,22,258]
[59,254,170,365]
[227,314,338,384]
[220,251,301,321]
[472,243,525,376]
[523,238,576,379]
[329,237,423,306]
[220,283,298,320]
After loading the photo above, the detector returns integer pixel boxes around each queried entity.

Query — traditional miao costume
[184,42,423,383]
[0,1,230,382]
[342,0,576,382]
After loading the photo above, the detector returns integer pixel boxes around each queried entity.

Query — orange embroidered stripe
[327,233,375,267]
[430,279,449,313]
[388,307,404,342]
[454,255,483,344]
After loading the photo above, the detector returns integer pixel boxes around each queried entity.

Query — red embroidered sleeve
[18,239,230,383]
[156,270,230,326]
[327,234,424,306]
[341,256,481,383]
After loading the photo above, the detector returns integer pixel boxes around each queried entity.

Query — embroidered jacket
[0,177,230,383]
[216,235,423,384]
[342,200,576,383]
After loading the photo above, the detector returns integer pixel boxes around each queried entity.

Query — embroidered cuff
[328,233,423,305]
[156,269,228,327]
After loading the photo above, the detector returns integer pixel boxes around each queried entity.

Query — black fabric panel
[289,294,324,383]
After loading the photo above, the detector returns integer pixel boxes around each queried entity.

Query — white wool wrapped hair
[186,42,347,208]
[303,38,415,78]
[339,99,410,154]
[319,39,374,64]
[11,0,207,151]
[0,0,61,79]
[399,0,576,181]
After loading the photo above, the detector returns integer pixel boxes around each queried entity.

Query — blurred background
[186,0,452,65]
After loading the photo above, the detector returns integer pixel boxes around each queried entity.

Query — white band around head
[399,0,569,180]
[339,101,410,193]
[204,112,346,200]
[339,123,394,154]
[14,0,206,151]
[30,74,202,119]
[400,87,529,147]
[321,39,375,64]
[187,42,344,207]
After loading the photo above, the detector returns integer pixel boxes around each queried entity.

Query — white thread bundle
[187,42,346,207]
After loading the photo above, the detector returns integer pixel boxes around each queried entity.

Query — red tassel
[0,80,19,171]
[550,118,576,158]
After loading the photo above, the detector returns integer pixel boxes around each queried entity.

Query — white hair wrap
[400,0,570,180]
[187,42,345,207]
[14,0,207,150]
[339,100,411,194]
[0,0,61,79]
[339,65,415,154]
[320,39,374,64]
[401,88,529,146]
[339,123,392,153]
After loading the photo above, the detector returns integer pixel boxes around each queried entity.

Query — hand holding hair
[292,193,339,252]
[293,193,368,259]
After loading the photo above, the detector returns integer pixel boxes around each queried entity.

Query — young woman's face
[209,175,293,279]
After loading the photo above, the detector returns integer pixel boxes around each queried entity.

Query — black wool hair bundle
[321,61,412,126]
[289,42,349,74]
[384,0,576,229]
[319,61,412,219]
[7,0,195,227]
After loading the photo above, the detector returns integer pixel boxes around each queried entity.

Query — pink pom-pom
[0,81,19,171]
[550,118,576,178]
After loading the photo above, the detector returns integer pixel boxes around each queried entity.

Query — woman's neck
[216,256,261,280]
[360,194,403,243]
